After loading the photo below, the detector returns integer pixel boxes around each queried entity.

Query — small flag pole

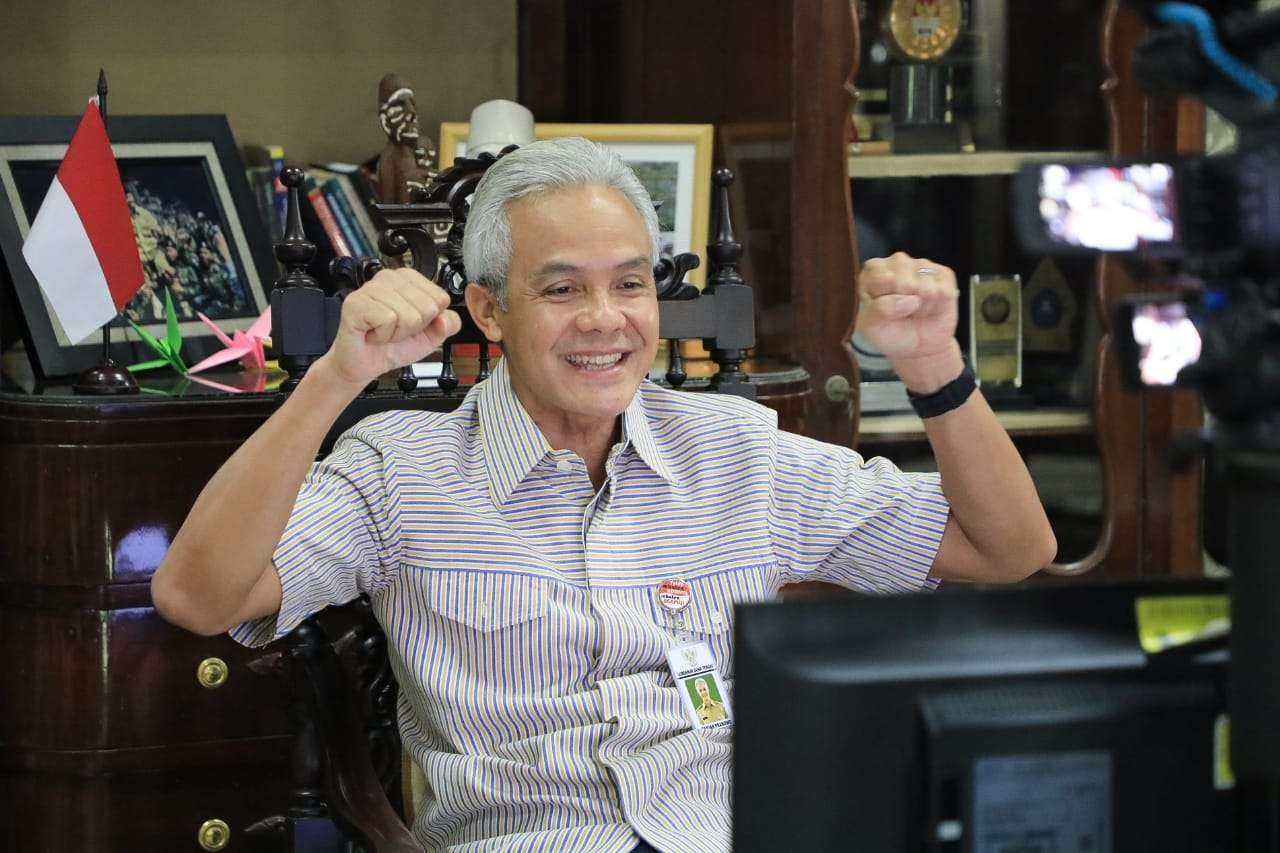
[73,68,139,395]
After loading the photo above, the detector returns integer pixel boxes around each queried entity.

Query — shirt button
[556,459,573,474]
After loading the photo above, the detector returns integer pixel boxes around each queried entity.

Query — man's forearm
[151,357,363,633]
[857,256,1055,581]
[922,388,1057,580]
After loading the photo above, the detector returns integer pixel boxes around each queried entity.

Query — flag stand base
[73,358,139,395]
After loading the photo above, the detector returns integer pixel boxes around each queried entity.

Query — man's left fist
[856,252,963,392]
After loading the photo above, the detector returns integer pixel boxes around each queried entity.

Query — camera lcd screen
[1132,301,1201,386]
[1036,163,1179,252]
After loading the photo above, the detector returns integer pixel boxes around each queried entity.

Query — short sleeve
[769,430,949,592]
[230,428,402,647]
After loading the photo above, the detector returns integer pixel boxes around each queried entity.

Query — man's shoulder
[339,399,477,458]
[639,380,778,434]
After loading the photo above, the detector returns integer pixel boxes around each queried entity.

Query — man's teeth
[565,353,623,369]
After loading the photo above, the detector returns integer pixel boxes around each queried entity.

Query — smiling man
[152,137,1055,853]
[462,171,661,488]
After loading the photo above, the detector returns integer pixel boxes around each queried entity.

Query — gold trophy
[969,274,1024,403]
[886,0,963,61]
[884,0,967,153]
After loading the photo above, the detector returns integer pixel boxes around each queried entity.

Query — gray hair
[462,136,662,307]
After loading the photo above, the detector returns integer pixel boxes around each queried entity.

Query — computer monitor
[733,578,1233,852]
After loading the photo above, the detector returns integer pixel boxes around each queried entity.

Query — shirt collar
[478,359,552,507]
[621,383,678,486]
[478,361,678,507]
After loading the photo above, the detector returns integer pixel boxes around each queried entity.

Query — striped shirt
[233,358,949,852]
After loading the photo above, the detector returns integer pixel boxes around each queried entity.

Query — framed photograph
[0,114,276,377]
[439,122,714,286]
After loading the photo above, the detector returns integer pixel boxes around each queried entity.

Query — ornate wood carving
[704,168,753,396]
[794,0,860,445]
[272,167,340,391]
[340,598,403,798]
[246,616,420,853]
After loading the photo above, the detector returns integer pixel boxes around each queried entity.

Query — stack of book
[303,164,382,260]
[245,147,383,283]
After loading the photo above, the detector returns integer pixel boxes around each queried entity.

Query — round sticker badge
[657,578,692,613]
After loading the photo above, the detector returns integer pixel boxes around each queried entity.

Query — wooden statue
[375,73,435,205]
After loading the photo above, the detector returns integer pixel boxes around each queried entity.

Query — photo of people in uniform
[120,165,255,325]
[685,676,728,725]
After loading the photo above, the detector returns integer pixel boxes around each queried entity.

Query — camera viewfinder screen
[1132,301,1201,386]
[1038,163,1179,252]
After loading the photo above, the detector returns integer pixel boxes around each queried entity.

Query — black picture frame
[0,114,277,378]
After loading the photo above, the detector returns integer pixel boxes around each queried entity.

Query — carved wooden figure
[375,73,436,207]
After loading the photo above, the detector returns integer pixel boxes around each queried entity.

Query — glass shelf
[847,148,1107,179]
[859,407,1091,443]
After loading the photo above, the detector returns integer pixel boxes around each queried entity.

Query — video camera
[1013,0,1280,433]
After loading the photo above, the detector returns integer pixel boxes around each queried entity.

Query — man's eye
[544,285,575,297]
[620,280,647,290]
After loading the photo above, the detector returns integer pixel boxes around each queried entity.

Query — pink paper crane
[187,307,272,374]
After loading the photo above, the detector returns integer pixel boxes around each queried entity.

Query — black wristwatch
[905,363,976,419]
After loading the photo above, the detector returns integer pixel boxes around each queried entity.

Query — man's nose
[575,290,627,333]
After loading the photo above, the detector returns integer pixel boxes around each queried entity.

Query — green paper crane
[126,287,188,374]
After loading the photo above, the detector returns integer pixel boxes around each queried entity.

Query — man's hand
[856,252,964,393]
[319,267,462,392]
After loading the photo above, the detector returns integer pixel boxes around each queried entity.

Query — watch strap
[905,363,977,418]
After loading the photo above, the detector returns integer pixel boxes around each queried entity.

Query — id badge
[666,641,734,732]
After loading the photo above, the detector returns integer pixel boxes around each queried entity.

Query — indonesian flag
[22,100,144,344]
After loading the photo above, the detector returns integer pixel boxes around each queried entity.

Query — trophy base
[892,124,964,154]
[980,382,1036,411]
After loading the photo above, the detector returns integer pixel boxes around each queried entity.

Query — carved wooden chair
[243,150,759,852]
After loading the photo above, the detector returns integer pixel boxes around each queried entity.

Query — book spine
[267,146,287,234]
[245,166,281,241]
[304,178,352,257]
[322,179,372,257]
[334,174,383,257]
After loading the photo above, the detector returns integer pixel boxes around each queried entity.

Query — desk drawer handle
[198,818,230,851]
[197,657,229,690]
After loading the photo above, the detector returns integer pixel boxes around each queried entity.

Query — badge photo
[666,641,733,732]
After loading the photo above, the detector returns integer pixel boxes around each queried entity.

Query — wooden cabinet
[0,389,292,851]
[519,0,1205,578]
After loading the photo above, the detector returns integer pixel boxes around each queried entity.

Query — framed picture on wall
[0,114,276,378]
[438,122,714,286]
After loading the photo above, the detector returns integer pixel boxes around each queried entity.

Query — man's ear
[464,282,504,344]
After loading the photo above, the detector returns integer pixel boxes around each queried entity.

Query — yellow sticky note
[1214,714,1235,791]
[1134,595,1230,654]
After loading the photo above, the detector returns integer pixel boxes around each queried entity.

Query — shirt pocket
[652,567,778,679]
[422,571,550,632]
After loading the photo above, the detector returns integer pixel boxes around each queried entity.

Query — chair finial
[707,168,743,292]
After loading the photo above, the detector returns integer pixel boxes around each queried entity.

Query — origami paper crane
[127,287,187,374]
[187,307,272,374]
